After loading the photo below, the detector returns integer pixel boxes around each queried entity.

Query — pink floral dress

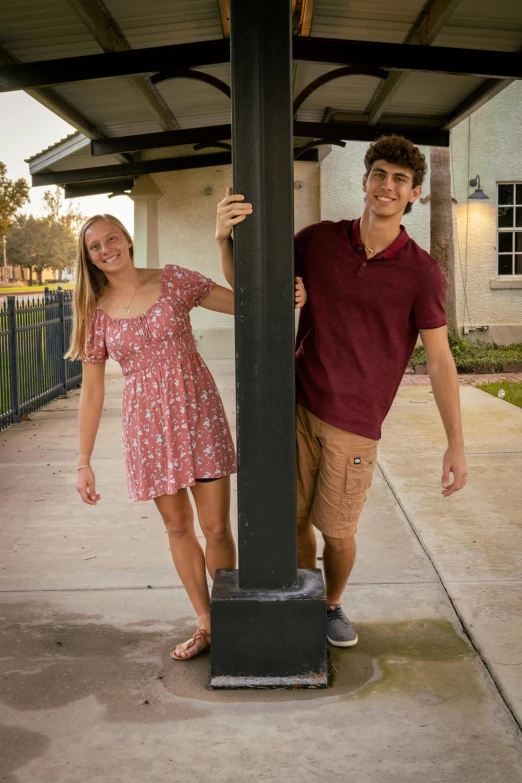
[83,264,236,502]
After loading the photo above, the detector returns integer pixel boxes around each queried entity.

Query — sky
[0,91,134,233]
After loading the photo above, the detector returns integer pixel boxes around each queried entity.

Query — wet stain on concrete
[1,602,476,723]
[334,619,476,706]
[0,724,50,783]
[0,602,208,723]
[163,618,473,705]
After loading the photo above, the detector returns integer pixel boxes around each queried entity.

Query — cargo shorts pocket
[341,455,377,510]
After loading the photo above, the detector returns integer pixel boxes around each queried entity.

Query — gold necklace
[361,241,375,255]
[107,274,143,316]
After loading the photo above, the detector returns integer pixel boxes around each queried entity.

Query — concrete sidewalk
[1,361,521,783]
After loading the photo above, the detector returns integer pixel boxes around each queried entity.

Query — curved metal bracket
[293,65,388,116]
[420,194,458,204]
[193,141,232,152]
[151,68,231,99]
[294,138,346,160]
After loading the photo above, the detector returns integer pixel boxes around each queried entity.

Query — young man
[216,135,467,648]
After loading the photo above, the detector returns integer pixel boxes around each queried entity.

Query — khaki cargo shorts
[296,404,378,538]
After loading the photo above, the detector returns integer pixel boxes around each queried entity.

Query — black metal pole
[231,0,297,591]
[210,0,327,689]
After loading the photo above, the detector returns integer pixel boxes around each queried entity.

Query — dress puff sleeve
[81,308,108,363]
[163,264,216,311]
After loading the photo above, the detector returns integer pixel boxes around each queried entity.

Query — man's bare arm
[420,325,467,497]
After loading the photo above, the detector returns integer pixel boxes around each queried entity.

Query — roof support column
[130,175,163,269]
[210,0,327,689]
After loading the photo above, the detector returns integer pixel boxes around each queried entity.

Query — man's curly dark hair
[364,135,427,214]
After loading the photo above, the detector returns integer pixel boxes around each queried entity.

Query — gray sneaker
[327,605,358,647]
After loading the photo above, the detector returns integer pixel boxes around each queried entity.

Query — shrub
[409,327,522,373]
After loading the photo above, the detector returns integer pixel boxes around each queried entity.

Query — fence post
[57,289,67,396]
[7,296,20,424]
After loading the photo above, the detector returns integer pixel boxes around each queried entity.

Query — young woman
[67,213,306,661]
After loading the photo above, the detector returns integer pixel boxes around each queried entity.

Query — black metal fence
[0,288,82,431]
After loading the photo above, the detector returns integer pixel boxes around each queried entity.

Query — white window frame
[497,182,522,277]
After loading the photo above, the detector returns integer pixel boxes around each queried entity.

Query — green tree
[0,162,30,237]
[42,187,85,280]
[6,214,77,285]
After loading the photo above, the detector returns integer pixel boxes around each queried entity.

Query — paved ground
[401,370,522,386]
[1,360,521,783]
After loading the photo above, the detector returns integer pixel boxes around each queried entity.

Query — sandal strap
[170,627,211,659]
[181,628,211,652]
[191,628,211,645]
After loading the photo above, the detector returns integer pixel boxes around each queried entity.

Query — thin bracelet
[77,464,91,471]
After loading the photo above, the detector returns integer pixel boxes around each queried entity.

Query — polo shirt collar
[351,217,409,259]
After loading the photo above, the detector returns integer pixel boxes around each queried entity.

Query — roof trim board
[217,0,230,39]
[27,134,91,173]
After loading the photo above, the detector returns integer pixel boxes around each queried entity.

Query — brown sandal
[170,628,211,661]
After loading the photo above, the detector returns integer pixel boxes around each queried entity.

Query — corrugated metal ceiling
[294,62,383,122]
[104,0,223,47]
[310,0,427,42]
[434,0,522,51]
[1,0,519,177]
[386,72,485,116]
[1,0,102,61]
[155,63,230,128]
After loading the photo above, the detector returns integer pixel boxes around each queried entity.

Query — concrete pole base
[210,569,328,689]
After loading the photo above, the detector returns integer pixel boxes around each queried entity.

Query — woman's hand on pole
[215,187,253,242]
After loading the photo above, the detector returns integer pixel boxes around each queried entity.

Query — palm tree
[429,146,458,330]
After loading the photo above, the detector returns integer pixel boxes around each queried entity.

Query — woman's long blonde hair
[65,214,134,360]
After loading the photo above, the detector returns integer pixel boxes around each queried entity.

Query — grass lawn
[476,381,522,410]
[0,284,74,294]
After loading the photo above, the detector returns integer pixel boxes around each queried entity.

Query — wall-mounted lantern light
[468,175,489,200]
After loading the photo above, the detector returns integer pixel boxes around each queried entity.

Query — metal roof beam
[3,37,522,94]
[0,40,230,92]
[91,124,232,156]
[88,120,448,158]
[294,121,449,146]
[67,0,180,131]
[33,153,234,186]
[366,0,462,125]
[64,177,135,199]
[293,38,522,79]
[32,149,321,187]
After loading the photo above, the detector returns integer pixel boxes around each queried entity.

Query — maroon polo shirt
[294,218,447,440]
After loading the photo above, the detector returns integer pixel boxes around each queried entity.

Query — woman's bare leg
[154,491,210,657]
[190,476,236,579]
